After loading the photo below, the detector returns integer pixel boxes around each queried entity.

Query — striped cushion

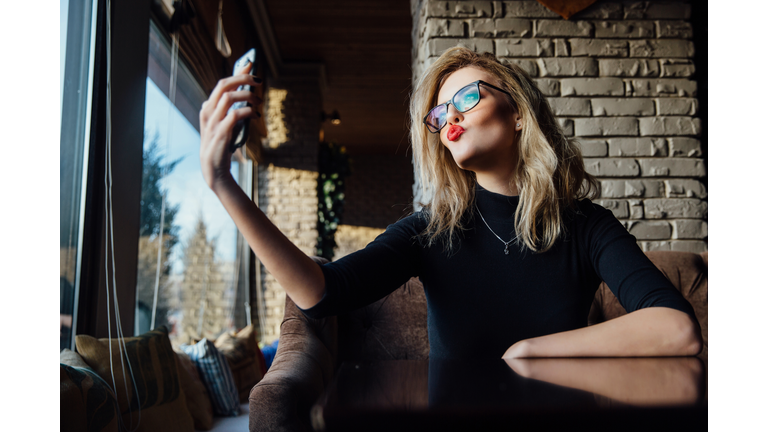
[75,327,195,432]
[181,339,240,417]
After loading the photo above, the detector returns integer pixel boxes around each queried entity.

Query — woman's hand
[199,62,262,191]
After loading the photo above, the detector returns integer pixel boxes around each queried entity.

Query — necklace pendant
[504,245,509,255]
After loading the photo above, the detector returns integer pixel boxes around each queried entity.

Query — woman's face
[435,67,521,174]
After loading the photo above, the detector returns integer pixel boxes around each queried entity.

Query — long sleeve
[298,212,427,319]
[582,202,697,320]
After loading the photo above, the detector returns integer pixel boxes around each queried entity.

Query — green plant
[316,142,351,260]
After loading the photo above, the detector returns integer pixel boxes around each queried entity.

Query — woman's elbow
[675,312,703,356]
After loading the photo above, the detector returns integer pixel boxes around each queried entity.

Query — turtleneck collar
[474,184,519,222]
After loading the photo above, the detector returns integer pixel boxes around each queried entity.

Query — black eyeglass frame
[423,80,513,134]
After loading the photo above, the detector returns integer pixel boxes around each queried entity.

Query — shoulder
[374,210,429,244]
[567,198,614,224]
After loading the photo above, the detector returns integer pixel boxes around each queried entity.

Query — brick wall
[411,0,706,252]
[256,78,321,343]
[343,154,415,229]
[333,153,415,259]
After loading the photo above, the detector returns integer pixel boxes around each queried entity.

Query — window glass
[136,21,252,346]
[60,0,97,351]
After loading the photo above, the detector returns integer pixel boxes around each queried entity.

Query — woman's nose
[446,103,464,125]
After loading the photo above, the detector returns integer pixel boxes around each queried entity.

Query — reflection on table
[313,357,707,431]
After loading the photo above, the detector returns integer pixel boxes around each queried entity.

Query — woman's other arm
[502,306,702,358]
[199,65,325,310]
[504,202,702,359]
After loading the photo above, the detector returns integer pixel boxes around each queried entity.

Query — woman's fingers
[210,89,263,125]
[201,74,261,124]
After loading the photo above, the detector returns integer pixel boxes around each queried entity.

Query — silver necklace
[476,206,517,255]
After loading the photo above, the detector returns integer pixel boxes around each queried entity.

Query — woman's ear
[513,112,522,131]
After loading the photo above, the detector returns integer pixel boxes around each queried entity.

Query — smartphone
[228,48,257,153]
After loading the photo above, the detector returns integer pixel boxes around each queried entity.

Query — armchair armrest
[249,257,338,432]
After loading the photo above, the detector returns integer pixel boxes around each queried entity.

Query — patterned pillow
[214,325,267,402]
[75,326,195,432]
[174,349,214,430]
[61,350,119,432]
[181,339,240,417]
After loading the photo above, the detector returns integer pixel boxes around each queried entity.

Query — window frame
[75,0,151,338]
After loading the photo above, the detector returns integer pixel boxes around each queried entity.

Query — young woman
[199,47,702,360]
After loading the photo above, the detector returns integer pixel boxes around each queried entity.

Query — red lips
[447,125,465,142]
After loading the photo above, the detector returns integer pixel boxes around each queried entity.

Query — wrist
[210,172,238,195]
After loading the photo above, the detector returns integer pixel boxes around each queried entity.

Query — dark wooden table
[311,357,707,431]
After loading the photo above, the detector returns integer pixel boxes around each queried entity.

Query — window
[135,21,253,346]
[60,0,98,351]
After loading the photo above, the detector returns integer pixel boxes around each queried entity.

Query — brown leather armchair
[248,251,708,432]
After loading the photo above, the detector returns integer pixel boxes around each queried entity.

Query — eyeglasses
[423,80,512,134]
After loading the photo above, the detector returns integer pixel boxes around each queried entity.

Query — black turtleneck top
[300,186,697,360]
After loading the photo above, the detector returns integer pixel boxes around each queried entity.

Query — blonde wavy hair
[410,47,599,253]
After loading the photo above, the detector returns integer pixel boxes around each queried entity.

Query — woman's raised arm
[198,64,325,310]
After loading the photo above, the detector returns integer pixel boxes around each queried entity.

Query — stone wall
[411,0,706,252]
[256,78,321,343]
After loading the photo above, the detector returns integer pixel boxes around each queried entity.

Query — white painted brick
[428,38,495,57]
[470,18,531,37]
[640,241,669,252]
[538,58,598,77]
[572,2,623,19]
[599,59,660,77]
[672,220,708,240]
[627,220,671,239]
[660,59,696,77]
[428,1,493,18]
[667,137,702,157]
[624,2,691,19]
[558,118,574,136]
[502,58,538,76]
[547,97,591,116]
[596,199,630,218]
[576,139,608,157]
[554,39,570,57]
[639,116,701,136]
[496,38,554,57]
[570,39,629,57]
[628,79,697,97]
[425,19,466,37]
[493,1,503,18]
[670,241,707,253]
[656,21,694,39]
[629,199,644,219]
[638,158,706,177]
[644,198,707,219]
[608,138,668,157]
[562,78,624,96]
[503,1,559,18]
[641,241,706,253]
[585,158,640,176]
[592,98,654,116]
[575,118,639,136]
[665,179,707,198]
[594,21,654,38]
[534,78,560,96]
[599,179,664,198]
[629,40,695,58]
[656,98,697,116]
[535,20,593,37]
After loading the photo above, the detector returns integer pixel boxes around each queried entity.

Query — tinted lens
[454,84,480,112]
[425,104,447,133]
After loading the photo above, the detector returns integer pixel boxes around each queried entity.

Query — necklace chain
[476,206,517,255]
